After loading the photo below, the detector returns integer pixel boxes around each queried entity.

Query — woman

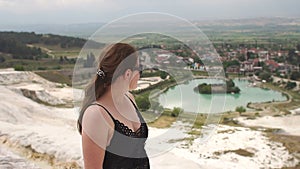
[77,43,149,169]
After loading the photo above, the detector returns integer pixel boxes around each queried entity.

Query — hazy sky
[0,0,299,24]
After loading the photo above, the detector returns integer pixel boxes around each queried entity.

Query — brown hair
[77,43,137,134]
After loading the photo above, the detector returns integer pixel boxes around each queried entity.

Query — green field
[30,43,81,58]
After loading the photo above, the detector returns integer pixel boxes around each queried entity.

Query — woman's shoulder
[82,103,115,148]
[83,103,115,128]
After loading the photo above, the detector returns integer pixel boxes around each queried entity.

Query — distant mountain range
[1,17,299,38]
[0,22,105,39]
[192,17,300,26]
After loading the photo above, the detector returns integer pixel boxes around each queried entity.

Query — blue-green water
[158,79,287,113]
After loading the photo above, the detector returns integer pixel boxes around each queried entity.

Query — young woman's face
[129,60,140,90]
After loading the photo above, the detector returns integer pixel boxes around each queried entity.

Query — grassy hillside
[0,31,105,72]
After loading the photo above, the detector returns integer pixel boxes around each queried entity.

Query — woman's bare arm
[81,106,113,169]
[82,130,105,169]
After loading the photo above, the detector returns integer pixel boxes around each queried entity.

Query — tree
[84,53,96,67]
[258,71,272,82]
[226,79,235,88]
[159,71,168,79]
[195,80,240,94]
[194,83,212,94]
[246,52,257,60]
[0,56,5,63]
[223,60,240,70]
[135,94,150,111]
[59,56,64,64]
[285,81,297,90]
[238,54,246,62]
[257,61,265,67]
[290,71,300,81]
[287,49,300,66]
[235,106,246,115]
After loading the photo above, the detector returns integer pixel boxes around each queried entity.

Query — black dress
[89,96,150,169]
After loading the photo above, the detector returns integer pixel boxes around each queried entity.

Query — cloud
[0,0,120,14]
[0,0,299,24]
[0,0,16,7]
[0,0,126,24]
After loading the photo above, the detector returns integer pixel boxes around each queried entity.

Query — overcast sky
[0,0,299,25]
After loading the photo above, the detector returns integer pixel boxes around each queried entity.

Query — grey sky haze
[0,0,299,24]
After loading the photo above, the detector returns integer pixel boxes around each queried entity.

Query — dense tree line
[0,32,87,48]
[223,60,240,70]
[44,34,86,48]
[0,31,91,60]
[194,79,240,94]
[0,38,43,59]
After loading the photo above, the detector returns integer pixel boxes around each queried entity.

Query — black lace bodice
[89,96,150,169]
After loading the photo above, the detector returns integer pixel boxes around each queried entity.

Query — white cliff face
[0,68,80,107]
[0,68,83,168]
[0,84,83,168]
[0,68,53,86]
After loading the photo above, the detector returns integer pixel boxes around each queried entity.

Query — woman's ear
[123,69,132,80]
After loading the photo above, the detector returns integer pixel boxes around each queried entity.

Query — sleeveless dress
[89,96,150,169]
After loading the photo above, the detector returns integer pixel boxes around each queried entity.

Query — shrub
[194,83,212,94]
[258,71,272,82]
[195,80,240,94]
[14,65,24,71]
[171,107,183,117]
[37,67,47,70]
[235,106,246,115]
[285,81,297,90]
[135,94,150,111]
[0,56,5,63]
[53,65,62,70]
[160,71,168,79]
[290,71,300,81]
